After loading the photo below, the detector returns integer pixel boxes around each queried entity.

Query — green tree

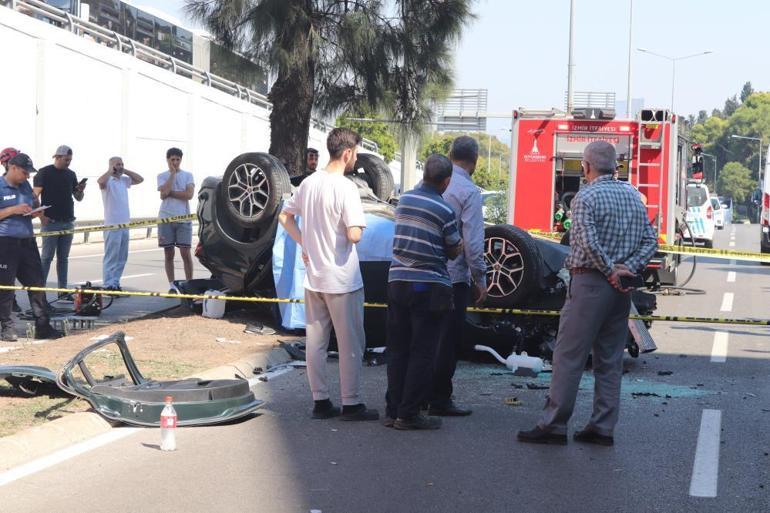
[336,112,398,162]
[419,131,510,191]
[186,0,475,177]
[723,95,740,117]
[718,161,754,203]
[740,81,754,103]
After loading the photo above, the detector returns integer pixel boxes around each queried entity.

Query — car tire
[350,153,394,201]
[484,224,543,307]
[220,153,291,229]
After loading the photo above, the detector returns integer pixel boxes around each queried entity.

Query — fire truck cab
[507,107,690,286]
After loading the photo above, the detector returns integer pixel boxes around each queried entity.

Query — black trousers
[386,281,452,420]
[0,237,49,330]
[430,282,470,407]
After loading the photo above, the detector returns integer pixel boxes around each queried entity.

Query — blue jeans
[41,221,75,289]
[102,229,129,288]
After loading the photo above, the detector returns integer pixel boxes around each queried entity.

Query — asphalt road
[13,237,210,325]
[1,224,769,512]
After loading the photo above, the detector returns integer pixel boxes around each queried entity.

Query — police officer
[0,153,62,341]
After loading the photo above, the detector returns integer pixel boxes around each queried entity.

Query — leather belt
[569,267,599,275]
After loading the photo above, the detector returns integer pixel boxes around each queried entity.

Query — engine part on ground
[350,153,395,201]
[474,344,544,374]
[74,282,107,316]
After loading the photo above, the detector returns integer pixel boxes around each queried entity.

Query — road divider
[4,285,770,327]
[35,214,196,237]
[528,230,770,263]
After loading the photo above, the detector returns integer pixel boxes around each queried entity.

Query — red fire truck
[507,107,690,286]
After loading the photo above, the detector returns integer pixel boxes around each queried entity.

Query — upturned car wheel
[484,224,543,307]
[220,153,291,229]
[350,153,394,201]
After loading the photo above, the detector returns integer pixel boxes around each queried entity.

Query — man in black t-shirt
[33,145,85,297]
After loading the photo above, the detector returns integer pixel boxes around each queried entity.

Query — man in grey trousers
[279,128,378,422]
[517,140,657,446]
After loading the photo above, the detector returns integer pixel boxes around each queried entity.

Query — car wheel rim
[226,163,270,219]
[484,236,525,298]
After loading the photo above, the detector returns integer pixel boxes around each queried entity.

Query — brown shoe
[516,426,567,445]
[573,428,614,446]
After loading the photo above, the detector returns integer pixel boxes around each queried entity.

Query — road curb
[0,346,291,473]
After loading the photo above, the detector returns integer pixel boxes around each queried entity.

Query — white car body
[684,183,716,247]
[711,197,725,229]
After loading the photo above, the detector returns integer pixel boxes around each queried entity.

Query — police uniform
[0,154,58,341]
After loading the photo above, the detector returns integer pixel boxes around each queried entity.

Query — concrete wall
[0,6,391,222]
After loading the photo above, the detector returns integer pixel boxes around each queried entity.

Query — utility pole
[566,0,575,113]
[625,0,633,118]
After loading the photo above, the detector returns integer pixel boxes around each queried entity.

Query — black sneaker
[1,329,18,342]
[382,417,396,428]
[34,325,64,340]
[339,404,379,421]
[394,415,442,430]
[516,426,568,445]
[312,399,341,419]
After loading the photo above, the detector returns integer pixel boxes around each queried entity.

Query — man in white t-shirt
[157,147,195,291]
[98,157,143,292]
[279,128,378,422]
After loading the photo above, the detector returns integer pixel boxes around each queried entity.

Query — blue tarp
[272,213,395,330]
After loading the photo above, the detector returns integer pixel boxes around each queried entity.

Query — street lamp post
[730,134,763,191]
[636,48,712,113]
[702,152,717,194]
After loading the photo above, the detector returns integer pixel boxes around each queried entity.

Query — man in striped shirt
[385,154,463,430]
[518,140,657,446]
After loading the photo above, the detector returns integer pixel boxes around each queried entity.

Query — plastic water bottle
[160,396,177,451]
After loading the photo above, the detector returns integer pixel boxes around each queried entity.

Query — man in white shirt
[98,157,143,292]
[157,147,195,291]
[279,128,378,421]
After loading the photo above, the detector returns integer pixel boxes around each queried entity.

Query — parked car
[711,196,725,230]
[718,196,733,226]
[192,152,656,361]
[684,182,716,248]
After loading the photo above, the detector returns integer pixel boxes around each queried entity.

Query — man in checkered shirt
[518,140,657,447]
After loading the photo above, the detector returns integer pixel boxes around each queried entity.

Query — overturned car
[192,152,657,361]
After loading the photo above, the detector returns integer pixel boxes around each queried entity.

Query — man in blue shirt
[385,154,463,430]
[0,154,62,341]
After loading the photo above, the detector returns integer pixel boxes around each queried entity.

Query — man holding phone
[33,145,85,299]
[98,157,143,292]
[518,140,657,447]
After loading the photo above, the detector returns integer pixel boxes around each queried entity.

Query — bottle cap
[165,396,173,403]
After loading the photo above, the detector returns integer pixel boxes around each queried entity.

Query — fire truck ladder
[635,110,669,233]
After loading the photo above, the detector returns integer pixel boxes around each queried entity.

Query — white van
[684,182,716,248]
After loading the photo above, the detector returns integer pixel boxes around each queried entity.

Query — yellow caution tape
[35,214,197,237]
[3,284,769,327]
[527,229,770,263]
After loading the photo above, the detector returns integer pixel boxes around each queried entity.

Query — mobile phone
[619,274,644,289]
[78,177,88,185]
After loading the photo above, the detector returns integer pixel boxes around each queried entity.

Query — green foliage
[336,113,398,162]
[419,131,511,191]
[718,162,754,203]
[689,87,770,206]
[484,192,508,225]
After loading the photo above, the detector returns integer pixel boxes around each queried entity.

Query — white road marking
[88,273,155,284]
[720,293,734,312]
[728,241,735,247]
[0,427,142,488]
[726,271,736,283]
[689,409,722,497]
[710,332,729,363]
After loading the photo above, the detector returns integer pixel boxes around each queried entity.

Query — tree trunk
[400,128,420,192]
[268,47,315,177]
